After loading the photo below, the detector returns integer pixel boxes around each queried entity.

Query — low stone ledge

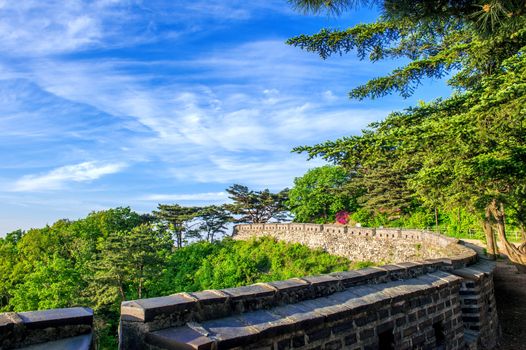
[17,307,92,330]
[144,273,464,350]
[0,307,93,350]
[120,259,469,349]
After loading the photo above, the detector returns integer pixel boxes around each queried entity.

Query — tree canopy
[288,165,359,223]
[225,184,290,223]
[289,0,526,269]
[288,0,526,99]
[0,207,359,347]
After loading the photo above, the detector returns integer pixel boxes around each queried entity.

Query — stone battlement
[233,223,477,266]
[117,226,498,349]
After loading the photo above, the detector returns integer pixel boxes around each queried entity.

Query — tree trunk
[457,207,461,232]
[175,231,182,248]
[489,199,526,272]
[483,205,497,260]
[118,277,127,301]
[138,265,143,299]
[434,207,439,231]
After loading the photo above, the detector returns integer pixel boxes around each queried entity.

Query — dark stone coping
[0,307,93,333]
[120,250,476,328]
[18,333,92,350]
[144,272,463,350]
[0,307,93,350]
[451,260,496,281]
[17,307,93,330]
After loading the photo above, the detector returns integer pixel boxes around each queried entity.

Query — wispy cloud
[140,192,229,202]
[0,1,291,57]
[12,161,126,192]
[0,1,451,234]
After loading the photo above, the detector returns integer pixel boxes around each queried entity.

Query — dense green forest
[0,206,361,348]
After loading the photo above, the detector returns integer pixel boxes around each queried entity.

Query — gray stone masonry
[143,272,465,350]
[452,260,500,350]
[233,224,476,265]
[0,307,93,350]
[117,225,497,350]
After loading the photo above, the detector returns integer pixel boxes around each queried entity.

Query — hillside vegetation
[0,207,365,348]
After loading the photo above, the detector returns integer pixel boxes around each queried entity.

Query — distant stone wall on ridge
[233,223,475,264]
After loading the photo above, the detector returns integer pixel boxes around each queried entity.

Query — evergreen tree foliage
[288,165,360,223]
[225,184,290,223]
[153,204,201,247]
[196,205,233,242]
[289,0,526,269]
[288,0,526,99]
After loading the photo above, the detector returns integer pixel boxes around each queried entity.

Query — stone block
[18,307,93,330]
[146,325,213,350]
[121,294,195,323]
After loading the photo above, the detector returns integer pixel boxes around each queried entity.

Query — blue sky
[0,1,452,234]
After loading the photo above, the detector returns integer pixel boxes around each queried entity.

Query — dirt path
[494,259,526,349]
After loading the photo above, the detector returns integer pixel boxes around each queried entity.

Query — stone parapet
[233,224,476,265]
[115,224,495,349]
[0,307,93,350]
[133,272,466,349]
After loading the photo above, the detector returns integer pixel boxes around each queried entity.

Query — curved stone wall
[233,223,477,266]
[116,224,499,350]
[1,224,499,350]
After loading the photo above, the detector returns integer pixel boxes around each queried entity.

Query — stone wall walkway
[463,238,526,349]
[494,259,526,349]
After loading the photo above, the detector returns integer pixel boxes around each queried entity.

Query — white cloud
[12,161,126,192]
[0,1,292,57]
[323,90,337,101]
[140,192,229,202]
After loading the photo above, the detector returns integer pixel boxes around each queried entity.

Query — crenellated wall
[117,225,499,350]
[233,223,475,264]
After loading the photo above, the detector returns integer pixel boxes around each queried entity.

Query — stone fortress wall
[0,224,500,350]
[118,224,499,350]
[233,223,475,264]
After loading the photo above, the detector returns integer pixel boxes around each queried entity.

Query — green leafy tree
[154,204,201,248]
[196,206,233,242]
[289,0,526,269]
[288,165,359,223]
[288,0,526,99]
[88,224,172,311]
[225,184,290,223]
[9,255,81,312]
[295,50,526,268]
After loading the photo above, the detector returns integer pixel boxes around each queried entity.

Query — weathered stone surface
[221,284,275,300]
[122,294,195,322]
[18,307,93,329]
[18,334,92,350]
[147,326,213,350]
[142,273,466,350]
[0,308,93,350]
[233,223,475,264]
